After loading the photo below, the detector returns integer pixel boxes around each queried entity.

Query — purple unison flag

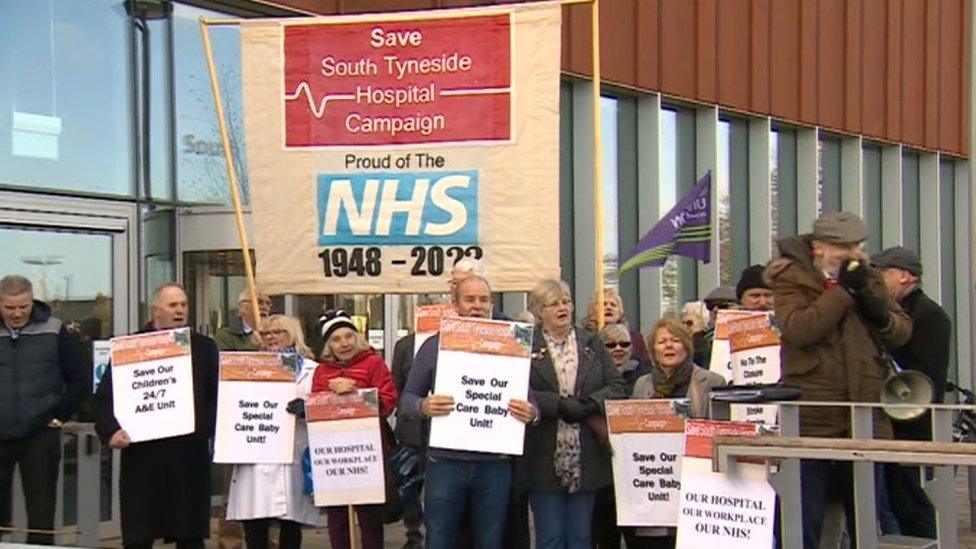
[620,171,712,272]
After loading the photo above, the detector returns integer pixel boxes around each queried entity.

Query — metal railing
[710,400,976,549]
[8,423,120,547]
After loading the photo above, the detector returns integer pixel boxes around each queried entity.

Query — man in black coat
[872,246,951,539]
[392,331,426,549]
[95,283,219,549]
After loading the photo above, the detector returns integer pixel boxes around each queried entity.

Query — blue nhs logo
[317,171,478,245]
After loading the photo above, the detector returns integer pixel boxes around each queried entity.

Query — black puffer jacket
[0,300,83,440]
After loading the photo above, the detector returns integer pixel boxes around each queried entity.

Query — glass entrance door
[0,218,131,545]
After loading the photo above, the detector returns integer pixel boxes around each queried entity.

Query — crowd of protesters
[0,211,954,549]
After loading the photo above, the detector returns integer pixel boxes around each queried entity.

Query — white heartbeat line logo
[284,81,512,120]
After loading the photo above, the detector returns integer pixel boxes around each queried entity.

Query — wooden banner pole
[198,18,262,326]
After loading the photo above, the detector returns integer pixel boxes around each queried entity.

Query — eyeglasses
[605,341,631,349]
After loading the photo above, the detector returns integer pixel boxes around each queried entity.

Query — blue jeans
[423,457,511,549]
[529,490,596,549]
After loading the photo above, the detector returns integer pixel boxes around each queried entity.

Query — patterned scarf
[543,329,583,493]
[651,359,694,399]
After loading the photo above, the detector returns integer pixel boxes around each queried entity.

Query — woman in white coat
[227,314,324,549]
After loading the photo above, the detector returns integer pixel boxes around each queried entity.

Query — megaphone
[880,363,934,421]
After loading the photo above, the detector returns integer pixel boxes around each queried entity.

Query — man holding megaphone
[872,246,951,539]
[765,211,912,549]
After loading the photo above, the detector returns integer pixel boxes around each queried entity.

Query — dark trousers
[126,541,204,549]
[506,481,531,549]
[885,464,937,539]
[800,460,856,549]
[325,505,384,549]
[241,519,302,549]
[0,428,61,545]
[402,444,426,548]
[620,532,676,549]
[591,487,621,549]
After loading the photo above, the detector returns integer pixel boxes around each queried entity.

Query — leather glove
[837,259,869,295]
[857,291,891,331]
[557,397,589,423]
[286,398,306,418]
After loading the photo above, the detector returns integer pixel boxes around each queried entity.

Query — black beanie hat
[736,265,768,300]
[319,309,358,341]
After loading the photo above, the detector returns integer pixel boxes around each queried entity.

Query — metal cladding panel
[266,0,970,155]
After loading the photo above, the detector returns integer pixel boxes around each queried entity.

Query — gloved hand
[557,396,600,423]
[857,291,891,331]
[837,258,869,295]
[286,398,306,418]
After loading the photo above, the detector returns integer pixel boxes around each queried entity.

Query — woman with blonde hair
[583,288,650,363]
[625,317,725,548]
[521,278,627,549]
[226,314,323,549]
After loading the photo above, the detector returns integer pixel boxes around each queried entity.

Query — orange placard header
[727,316,780,352]
[306,388,379,422]
[713,310,767,340]
[415,303,456,334]
[220,352,296,382]
[683,419,760,459]
[439,317,533,358]
[606,399,688,434]
[111,328,191,366]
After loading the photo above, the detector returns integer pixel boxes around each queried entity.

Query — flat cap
[812,211,868,244]
[871,246,923,277]
[703,286,738,307]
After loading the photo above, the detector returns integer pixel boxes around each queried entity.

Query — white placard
[676,420,776,549]
[728,314,782,426]
[607,399,688,527]
[110,328,195,443]
[708,310,767,382]
[213,353,298,464]
[413,303,455,357]
[92,340,110,393]
[428,317,533,455]
[306,389,386,507]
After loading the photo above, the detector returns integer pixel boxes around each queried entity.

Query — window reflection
[601,96,619,288]
[659,108,679,316]
[0,0,134,196]
[173,4,248,205]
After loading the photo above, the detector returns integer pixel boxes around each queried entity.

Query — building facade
[0,0,972,536]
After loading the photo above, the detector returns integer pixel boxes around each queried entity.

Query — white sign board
[607,399,689,527]
[214,352,298,464]
[676,420,776,549]
[306,389,386,507]
[728,314,781,426]
[428,317,533,455]
[109,328,195,443]
[708,310,767,382]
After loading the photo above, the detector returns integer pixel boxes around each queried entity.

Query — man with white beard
[764,212,911,549]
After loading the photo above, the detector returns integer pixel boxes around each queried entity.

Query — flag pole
[199,18,262,326]
[591,0,605,329]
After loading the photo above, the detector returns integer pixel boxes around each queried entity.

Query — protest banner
[676,419,776,549]
[708,310,767,382]
[109,328,195,443]
[428,317,532,455]
[92,340,110,393]
[413,303,455,356]
[727,314,781,425]
[606,399,690,527]
[213,352,298,464]
[306,388,386,506]
[238,5,561,294]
